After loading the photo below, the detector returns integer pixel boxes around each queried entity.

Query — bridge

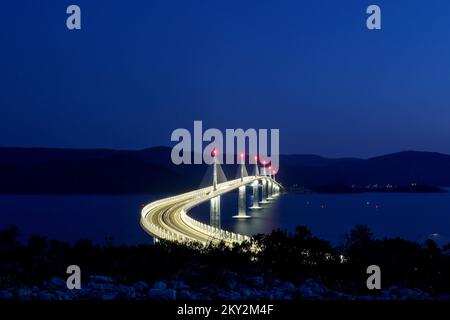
[140,152,283,246]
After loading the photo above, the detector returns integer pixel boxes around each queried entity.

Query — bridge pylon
[210,148,221,228]
[233,153,251,219]
[259,160,269,204]
[267,166,276,200]
[249,155,262,210]
[210,196,221,228]
[272,170,279,197]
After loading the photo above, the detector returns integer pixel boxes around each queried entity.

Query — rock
[19,277,446,301]
[241,288,263,299]
[148,289,176,300]
[65,290,79,300]
[229,291,242,300]
[54,290,73,300]
[216,289,227,299]
[279,282,296,293]
[378,293,393,300]
[197,286,216,297]
[0,290,14,300]
[217,290,241,300]
[37,291,55,300]
[169,280,190,290]
[394,288,429,300]
[90,275,114,283]
[333,291,352,300]
[178,289,195,300]
[265,293,274,300]
[272,288,287,299]
[240,287,252,297]
[227,280,238,290]
[247,276,264,288]
[101,292,118,300]
[133,281,148,293]
[380,286,401,300]
[152,281,167,290]
[297,284,314,298]
[221,270,238,280]
[300,278,328,297]
[88,282,115,291]
[76,288,93,299]
[50,276,66,288]
[117,285,136,299]
[16,287,32,299]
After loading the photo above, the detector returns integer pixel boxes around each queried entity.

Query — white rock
[152,281,167,290]
[148,288,176,300]
[90,275,114,283]
[133,281,148,292]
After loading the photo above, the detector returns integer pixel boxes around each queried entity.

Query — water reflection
[190,189,450,245]
[0,190,449,246]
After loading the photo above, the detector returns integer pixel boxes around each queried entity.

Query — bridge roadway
[140,176,281,246]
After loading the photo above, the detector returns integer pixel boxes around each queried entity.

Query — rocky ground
[1,273,449,300]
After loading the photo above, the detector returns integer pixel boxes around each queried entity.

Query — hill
[0,147,449,194]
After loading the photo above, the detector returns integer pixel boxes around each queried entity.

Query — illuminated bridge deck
[140,176,282,246]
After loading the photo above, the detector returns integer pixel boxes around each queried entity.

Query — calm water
[0,190,449,245]
[0,194,160,245]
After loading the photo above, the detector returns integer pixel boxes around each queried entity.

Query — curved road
[140,176,282,246]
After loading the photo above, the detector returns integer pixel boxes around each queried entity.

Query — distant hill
[0,147,449,194]
[281,154,361,167]
[279,151,450,188]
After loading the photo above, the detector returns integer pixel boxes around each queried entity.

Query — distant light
[430,233,440,238]
[240,152,244,158]
[262,160,266,165]
[269,166,272,170]
[254,155,258,161]
[212,148,217,157]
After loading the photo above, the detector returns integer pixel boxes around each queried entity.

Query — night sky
[1,0,450,157]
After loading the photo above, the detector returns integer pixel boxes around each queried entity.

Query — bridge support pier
[272,185,279,197]
[210,195,221,228]
[249,180,261,210]
[267,180,273,200]
[271,181,275,197]
[259,179,269,204]
[233,185,251,218]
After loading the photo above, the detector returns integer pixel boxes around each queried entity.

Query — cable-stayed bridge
[140,153,283,246]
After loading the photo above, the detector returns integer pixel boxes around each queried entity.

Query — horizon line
[0,145,447,160]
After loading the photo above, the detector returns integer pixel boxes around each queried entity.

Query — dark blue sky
[1,0,450,157]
